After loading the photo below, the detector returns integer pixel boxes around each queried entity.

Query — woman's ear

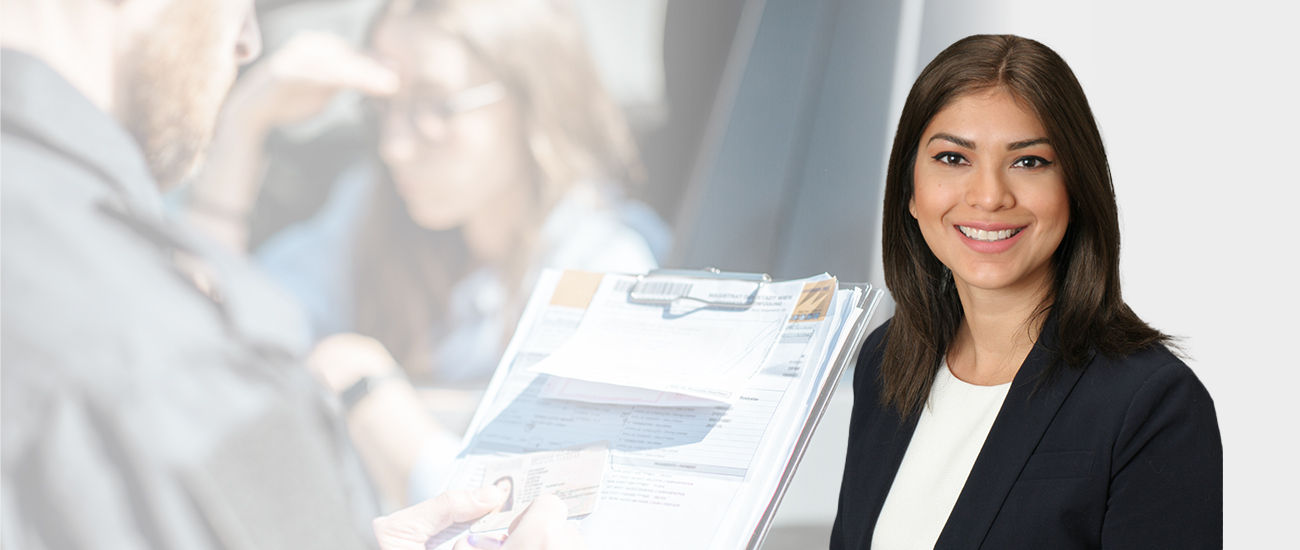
[909,196,918,219]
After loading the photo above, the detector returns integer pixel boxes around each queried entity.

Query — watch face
[340,376,374,411]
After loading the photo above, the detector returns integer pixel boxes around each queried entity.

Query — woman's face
[910,89,1069,297]
[372,18,530,231]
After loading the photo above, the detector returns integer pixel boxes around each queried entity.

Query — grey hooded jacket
[2,49,379,550]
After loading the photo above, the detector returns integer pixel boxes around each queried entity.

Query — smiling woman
[831,35,1221,549]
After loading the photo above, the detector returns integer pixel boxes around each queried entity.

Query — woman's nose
[380,123,419,165]
[413,113,451,144]
[234,8,263,66]
[965,165,1015,211]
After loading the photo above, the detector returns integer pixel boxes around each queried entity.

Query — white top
[871,361,1011,550]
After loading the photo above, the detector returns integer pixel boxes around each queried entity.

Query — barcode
[633,281,693,298]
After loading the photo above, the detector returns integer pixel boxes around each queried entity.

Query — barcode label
[633,281,693,299]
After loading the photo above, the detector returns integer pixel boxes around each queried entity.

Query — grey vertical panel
[773,0,906,281]
[671,0,906,284]
[672,0,839,274]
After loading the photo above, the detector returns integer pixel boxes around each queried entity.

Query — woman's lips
[956,224,1027,253]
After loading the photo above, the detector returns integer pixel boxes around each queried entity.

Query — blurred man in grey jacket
[0,1,581,548]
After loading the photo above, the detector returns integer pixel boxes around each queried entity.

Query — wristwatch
[340,371,405,412]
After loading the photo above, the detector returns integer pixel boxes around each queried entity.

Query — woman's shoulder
[1065,342,1219,457]
[1084,342,1208,404]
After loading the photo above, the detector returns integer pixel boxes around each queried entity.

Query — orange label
[790,278,836,322]
[549,270,605,309]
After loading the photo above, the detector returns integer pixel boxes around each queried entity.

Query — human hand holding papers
[470,442,608,532]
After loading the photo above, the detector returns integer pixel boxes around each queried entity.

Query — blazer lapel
[934,319,1092,549]
[853,394,921,542]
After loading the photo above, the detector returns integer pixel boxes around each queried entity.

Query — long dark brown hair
[879,34,1170,417]
[354,0,644,381]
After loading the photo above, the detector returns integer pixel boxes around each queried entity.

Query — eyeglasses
[367,81,508,142]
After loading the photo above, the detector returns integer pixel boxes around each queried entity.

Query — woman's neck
[947,274,1053,386]
[460,183,532,265]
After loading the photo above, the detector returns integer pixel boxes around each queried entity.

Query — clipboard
[439,268,884,550]
[629,267,771,308]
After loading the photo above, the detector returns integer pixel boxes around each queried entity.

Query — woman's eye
[933,152,967,166]
[1012,156,1053,169]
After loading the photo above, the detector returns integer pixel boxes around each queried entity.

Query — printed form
[428,269,879,550]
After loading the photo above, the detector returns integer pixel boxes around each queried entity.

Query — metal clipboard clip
[628,267,772,308]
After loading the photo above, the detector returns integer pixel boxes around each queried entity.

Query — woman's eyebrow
[927,133,975,149]
[1007,137,1050,150]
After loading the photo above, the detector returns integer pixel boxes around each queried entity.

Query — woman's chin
[952,263,1054,296]
[406,205,466,232]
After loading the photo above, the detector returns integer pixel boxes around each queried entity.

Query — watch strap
[340,371,405,412]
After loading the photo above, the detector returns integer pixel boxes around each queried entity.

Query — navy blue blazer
[831,319,1222,549]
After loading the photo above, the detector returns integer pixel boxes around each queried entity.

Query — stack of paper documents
[428,269,882,550]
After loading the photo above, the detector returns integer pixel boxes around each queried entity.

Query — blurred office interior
[229,0,1296,546]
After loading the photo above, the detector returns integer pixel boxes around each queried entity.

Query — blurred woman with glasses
[184,0,667,507]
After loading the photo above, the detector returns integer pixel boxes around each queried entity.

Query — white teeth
[958,226,1022,242]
